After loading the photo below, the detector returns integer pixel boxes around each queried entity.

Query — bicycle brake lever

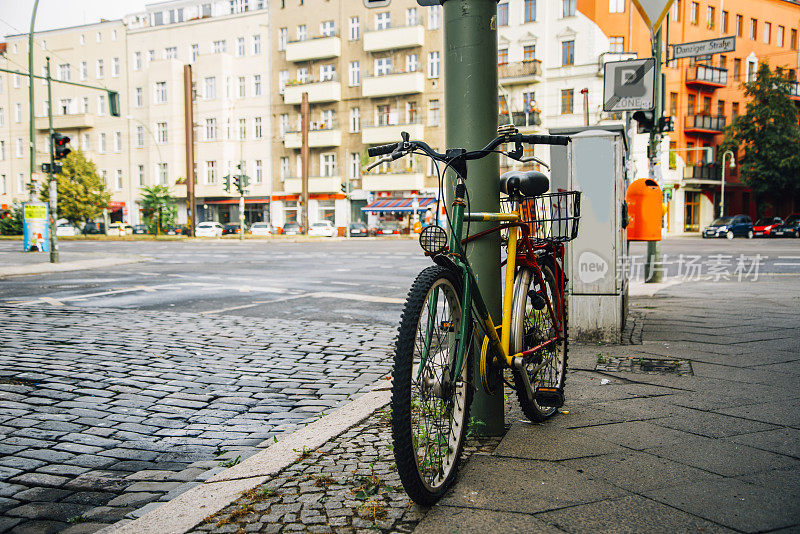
[366,155,393,172]
[519,155,550,171]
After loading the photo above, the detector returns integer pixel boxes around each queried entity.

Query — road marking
[329,281,360,286]
[773,263,800,267]
[200,293,313,315]
[310,291,405,304]
[39,296,64,306]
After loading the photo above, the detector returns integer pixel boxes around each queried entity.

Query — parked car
[222,222,247,235]
[82,221,105,235]
[107,222,133,236]
[308,221,336,237]
[702,215,753,239]
[753,217,783,237]
[56,222,80,237]
[250,222,274,236]
[165,225,187,236]
[772,217,800,238]
[195,221,223,237]
[282,222,302,235]
[348,222,369,237]
[376,221,402,236]
[132,224,149,235]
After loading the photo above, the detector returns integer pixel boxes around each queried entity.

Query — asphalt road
[1,237,799,321]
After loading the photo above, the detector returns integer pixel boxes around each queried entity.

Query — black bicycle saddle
[499,171,549,198]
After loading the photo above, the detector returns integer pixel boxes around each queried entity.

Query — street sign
[603,58,656,112]
[632,0,675,32]
[672,36,736,60]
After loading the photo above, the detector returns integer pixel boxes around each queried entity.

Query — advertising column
[22,202,51,252]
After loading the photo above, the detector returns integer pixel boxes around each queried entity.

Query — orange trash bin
[626,178,662,241]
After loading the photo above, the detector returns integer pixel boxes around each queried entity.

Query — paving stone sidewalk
[0,306,395,533]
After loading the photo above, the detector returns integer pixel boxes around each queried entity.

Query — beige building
[268,0,445,230]
[0,20,131,221]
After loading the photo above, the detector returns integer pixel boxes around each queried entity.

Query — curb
[0,255,146,278]
[104,383,393,534]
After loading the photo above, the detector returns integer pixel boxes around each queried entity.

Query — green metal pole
[28,0,40,200]
[46,57,58,263]
[646,26,664,283]
[444,0,503,435]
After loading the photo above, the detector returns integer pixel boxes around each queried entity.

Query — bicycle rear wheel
[392,266,473,506]
[510,260,568,422]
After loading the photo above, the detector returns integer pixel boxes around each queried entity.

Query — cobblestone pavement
[0,305,396,533]
[192,406,504,534]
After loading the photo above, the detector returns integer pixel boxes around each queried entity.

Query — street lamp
[720,150,735,217]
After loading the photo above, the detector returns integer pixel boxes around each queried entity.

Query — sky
[0,0,147,38]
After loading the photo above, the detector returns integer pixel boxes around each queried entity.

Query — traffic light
[52,133,71,160]
[632,110,655,134]
[108,91,120,117]
[232,175,240,193]
[223,174,231,193]
[658,116,674,133]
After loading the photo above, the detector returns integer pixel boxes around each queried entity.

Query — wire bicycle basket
[502,190,581,244]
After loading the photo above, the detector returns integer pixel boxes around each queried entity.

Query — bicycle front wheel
[392,266,473,506]
[510,260,568,422]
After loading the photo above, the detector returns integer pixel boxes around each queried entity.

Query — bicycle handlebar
[519,134,570,146]
[368,143,399,157]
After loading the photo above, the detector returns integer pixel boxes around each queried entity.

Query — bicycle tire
[509,259,568,422]
[392,265,473,506]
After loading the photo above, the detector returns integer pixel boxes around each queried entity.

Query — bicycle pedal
[527,290,546,310]
[534,387,564,407]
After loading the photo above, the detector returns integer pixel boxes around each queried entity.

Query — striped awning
[361,197,437,213]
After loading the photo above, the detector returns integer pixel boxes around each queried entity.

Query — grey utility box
[549,126,629,343]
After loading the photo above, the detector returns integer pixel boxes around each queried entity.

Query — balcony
[362,122,424,144]
[283,175,341,194]
[362,71,425,98]
[283,79,341,104]
[498,111,541,128]
[685,114,726,134]
[363,24,425,52]
[684,164,721,181]
[597,51,638,76]
[789,81,800,101]
[284,124,342,149]
[285,35,341,62]
[362,172,426,192]
[35,113,95,131]
[498,60,542,84]
[686,64,727,89]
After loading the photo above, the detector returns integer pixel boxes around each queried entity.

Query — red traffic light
[52,133,71,160]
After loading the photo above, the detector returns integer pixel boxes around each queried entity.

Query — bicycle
[366,126,580,505]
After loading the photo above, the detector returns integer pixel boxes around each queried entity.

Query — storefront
[198,198,270,226]
[361,196,439,231]
[270,193,347,231]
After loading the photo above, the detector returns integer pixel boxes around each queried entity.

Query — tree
[0,202,24,236]
[720,63,800,211]
[39,149,111,227]
[139,185,177,234]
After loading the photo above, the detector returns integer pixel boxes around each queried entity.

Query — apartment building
[585,0,800,233]
[125,0,270,225]
[0,21,131,220]
[268,0,445,230]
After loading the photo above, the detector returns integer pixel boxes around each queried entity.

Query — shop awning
[362,197,437,213]
[203,198,270,205]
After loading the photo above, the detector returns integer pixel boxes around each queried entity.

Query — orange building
[581,0,800,232]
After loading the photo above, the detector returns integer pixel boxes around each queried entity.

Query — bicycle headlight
[419,225,448,255]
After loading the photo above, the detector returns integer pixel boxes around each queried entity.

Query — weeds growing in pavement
[241,486,281,501]
[67,516,88,524]
[219,455,241,468]
[215,503,255,526]
[214,445,228,457]
[313,474,337,488]
[357,499,388,521]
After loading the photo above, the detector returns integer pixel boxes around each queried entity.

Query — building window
[252,35,261,54]
[524,0,536,22]
[80,61,87,80]
[213,40,226,53]
[560,89,574,114]
[278,28,288,50]
[791,29,798,50]
[279,70,289,93]
[158,163,168,186]
[428,5,441,29]
[237,37,246,57]
[16,138,24,157]
[82,97,89,113]
[736,15,743,37]
[320,154,336,177]
[609,36,624,53]
[279,157,289,180]
[349,153,360,180]
[191,44,199,62]
[253,75,262,96]
[732,102,739,119]
[238,76,246,98]
[58,63,71,81]
[429,99,440,126]
[406,54,419,72]
[750,19,757,40]
[297,67,308,83]
[562,0,576,18]
[376,12,391,30]
[14,103,21,123]
[349,61,360,86]
[82,134,90,150]
[320,64,335,81]
[498,48,508,65]
[706,7,715,29]
[157,122,167,144]
[98,95,106,115]
[134,52,142,70]
[778,26,785,47]
[321,21,335,37]
[350,107,360,132]
[523,45,536,61]
[115,170,123,190]
[254,117,262,138]
[406,101,418,123]
[280,114,289,136]
[407,7,418,26]
[206,161,217,184]
[318,200,335,222]
[428,51,440,78]
[687,94,695,115]
[205,118,217,140]
[136,126,145,147]
[349,17,360,41]
[100,133,107,153]
[138,165,145,187]
[733,58,741,80]
[297,24,307,41]
[96,59,104,78]
[690,2,698,24]
[114,131,122,152]
[764,22,771,44]
[135,87,143,107]
[155,81,167,104]
[609,0,623,14]
[669,92,677,117]
[255,160,263,183]
[562,40,575,66]
[204,77,216,99]
[238,118,246,140]
[375,58,392,76]
[747,61,756,82]
[497,3,509,26]
[722,11,728,33]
